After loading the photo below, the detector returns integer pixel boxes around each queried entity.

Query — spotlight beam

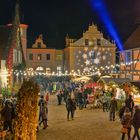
[90,0,123,51]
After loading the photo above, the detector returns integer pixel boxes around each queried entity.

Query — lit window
[36,66,44,71]
[56,54,62,60]
[37,54,42,60]
[46,68,51,74]
[125,51,131,63]
[57,66,62,75]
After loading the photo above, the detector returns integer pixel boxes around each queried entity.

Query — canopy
[74,76,91,82]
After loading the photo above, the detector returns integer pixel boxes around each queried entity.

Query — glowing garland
[14,79,40,140]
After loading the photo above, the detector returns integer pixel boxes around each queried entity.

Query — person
[77,92,83,110]
[39,101,48,129]
[1,101,13,133]
[109,96,117,121]
[121,107,132,140]
[132,105,140,140]
[38,95,45,122]
[56,90,62,105]
[66,97,76,120]
[45,92,49,104]
[102,95,108,112]
[119,103,126,121]
[125,94,134,116]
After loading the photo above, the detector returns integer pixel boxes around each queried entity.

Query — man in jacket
[66,97,76,120]
[125,95,134,116]
[109,96,117,121]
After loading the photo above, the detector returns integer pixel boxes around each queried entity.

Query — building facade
[26,24,116,75]
[64,24,116,75]
[26,34,63,74]
[0,23,27,87]
[119,25,140,81]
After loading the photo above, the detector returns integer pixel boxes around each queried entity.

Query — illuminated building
[119,24,140,81]
[26,34,63,74]
[0,24,28,87]
[64,24,116,74]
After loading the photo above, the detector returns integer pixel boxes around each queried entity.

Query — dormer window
[37,42,41,48]
[37,54,42,60]
[97,39,101,46]
[85,39,89,46]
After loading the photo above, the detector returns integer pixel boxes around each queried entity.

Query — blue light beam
[90,0,123,51]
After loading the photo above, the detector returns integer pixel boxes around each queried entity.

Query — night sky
[0,0,140,49]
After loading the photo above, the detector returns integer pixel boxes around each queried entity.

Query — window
[57,66,62,75]
[29,54,33,60]
[37,54,42,60]
[125,51,131,63]
[85,39,89,46]
[18,51,22,63]
[46,54,50,60]
[97,39,101,46]
[56,54,62,60]
[46,68,51,74]
[37,42,41,48]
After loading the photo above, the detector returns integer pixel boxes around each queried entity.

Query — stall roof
[131,81,140,89]
[98,78,131,85]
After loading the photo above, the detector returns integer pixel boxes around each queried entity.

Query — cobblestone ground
[37,95,125,140]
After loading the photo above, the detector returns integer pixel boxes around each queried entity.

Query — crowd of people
[0,80,140,140]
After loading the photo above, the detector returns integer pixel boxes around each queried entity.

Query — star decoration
[85,60,90,65]
[97,52,101,56]
[82,54,88,59]
[94,58,100,64]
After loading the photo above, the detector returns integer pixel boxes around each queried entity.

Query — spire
[66,33,69,39]
[13,0,20,27]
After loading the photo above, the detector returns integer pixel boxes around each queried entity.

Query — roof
[130,81,140,89]
[124,25,140,50]
[98,78,131,85]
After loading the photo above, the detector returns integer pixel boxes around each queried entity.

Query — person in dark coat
[1,101,13,133]
[38,95,45,122]
[77,92,83,110]
[132,106,140,140]
[125,95,134,116]
[121,107,132,140]
[66,97,76,120]
[39,102,48,129]
[119,103,126,121]
[109,96,117,121]
[56,90,63,105]
[102,95,109,112]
